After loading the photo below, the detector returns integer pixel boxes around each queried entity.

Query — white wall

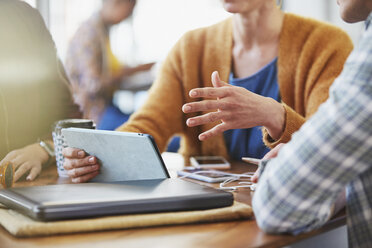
[283,0,364,45]
[111,0,231,65]
[113,0,365,65]
[28,0,365,64]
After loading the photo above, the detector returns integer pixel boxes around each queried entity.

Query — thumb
[211,71,228,88]
[262,143,285,160]
[251,170,259,183]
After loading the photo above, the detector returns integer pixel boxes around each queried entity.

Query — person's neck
[232,3,284,50]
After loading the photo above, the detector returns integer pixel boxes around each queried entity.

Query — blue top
[224,57,280,160]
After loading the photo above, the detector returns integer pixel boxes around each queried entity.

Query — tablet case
[61,128,170,182]
[0,179,234,221]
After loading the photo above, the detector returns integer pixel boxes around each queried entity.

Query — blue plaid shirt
[253,12,372,248]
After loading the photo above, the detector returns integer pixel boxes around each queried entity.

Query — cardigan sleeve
[262,103,305,148]
[263,22,353,149]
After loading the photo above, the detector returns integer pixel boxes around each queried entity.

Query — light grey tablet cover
[61,128,169,182]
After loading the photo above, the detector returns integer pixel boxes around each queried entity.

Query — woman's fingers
[211,71,229,88]
[63,156,97,170]
[67,164,100,179]
[182,99,226,113]
[62,147,100,183]
[186,111,226,127]
[62,147,86,159]
[2,151,23,169]
[198,123,229,141]
[71,171,100,183]
[2,150,18,163]
[26,164,42,181]
[14,162,32,182]
[189,87,229,99]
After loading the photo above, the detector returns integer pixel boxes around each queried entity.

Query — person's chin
[222,3,240,13]
[223,1,241,13]
[340,10,365,23]
[338,0,370,23]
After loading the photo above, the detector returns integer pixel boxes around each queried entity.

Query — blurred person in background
[0,0,80,182]
[62,0,353,183]
[65,0,154,129]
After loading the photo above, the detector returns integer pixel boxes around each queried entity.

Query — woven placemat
[0,201,252,237]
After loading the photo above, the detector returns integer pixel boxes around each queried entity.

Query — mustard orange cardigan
[117,13,353,160]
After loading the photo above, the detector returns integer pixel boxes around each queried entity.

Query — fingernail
[184,105,191,112]
[92,164,98,170]
[188,119,195,125]
[88,157,95,163]
[78,151,84,158]
[26,176,31,181]
[190,91,197,97]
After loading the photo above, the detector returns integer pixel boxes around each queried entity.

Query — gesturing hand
[182,71,285,141]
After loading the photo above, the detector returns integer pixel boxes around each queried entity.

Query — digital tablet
[61,128,170,182]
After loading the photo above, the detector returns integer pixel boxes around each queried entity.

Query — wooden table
[0,153,345,248]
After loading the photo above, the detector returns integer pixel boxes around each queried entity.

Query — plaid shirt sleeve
[253,12,372,238]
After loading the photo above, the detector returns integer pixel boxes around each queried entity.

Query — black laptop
[0,128,233,221]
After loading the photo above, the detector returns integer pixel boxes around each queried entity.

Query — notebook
[0,128,233,221]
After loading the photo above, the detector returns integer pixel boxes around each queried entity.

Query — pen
[241,157,261,165]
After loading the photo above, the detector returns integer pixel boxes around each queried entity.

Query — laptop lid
[0,179,234,221]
